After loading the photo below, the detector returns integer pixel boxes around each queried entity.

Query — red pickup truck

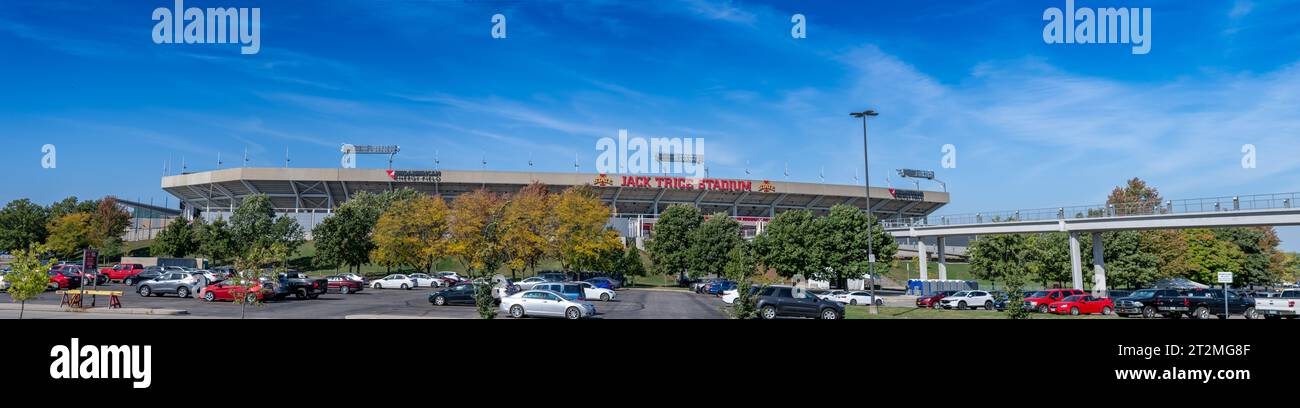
[1023,289,1085,313]
[101,264,146,282]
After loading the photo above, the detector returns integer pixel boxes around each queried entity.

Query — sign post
[1217,272,1233,317]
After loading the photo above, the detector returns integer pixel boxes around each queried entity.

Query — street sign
[1217,272,1233,283]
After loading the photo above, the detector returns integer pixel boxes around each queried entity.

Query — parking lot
[9,282,730,319]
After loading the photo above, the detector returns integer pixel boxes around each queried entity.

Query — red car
[101,264,146,282]
[1024,289,1085,313]
[325,275,364,294]
[1047,295,1114,315]
[201,281,266,303]
[916,290,957,308]
[47,269,82,290]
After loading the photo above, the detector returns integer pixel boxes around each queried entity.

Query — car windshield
[1030,291,1050,298]
[1062,296,1082,302]
[951,291,968,297]
[1129,290,1156,298]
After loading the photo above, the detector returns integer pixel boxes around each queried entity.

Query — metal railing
[882,192,1300,230]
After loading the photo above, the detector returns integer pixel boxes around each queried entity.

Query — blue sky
[3,0,1300,248]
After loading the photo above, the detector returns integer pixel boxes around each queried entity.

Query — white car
[722,289,740,304]
[817,290,846,300]
[938,290,996,310]
[408,273,442,288]
[576,281,617,302]
[0,272,9,290]
[516,276,548,290]
[371,274,416,290]
[832,291,884,306]
[499,290,597,319]
[435,271,464,282]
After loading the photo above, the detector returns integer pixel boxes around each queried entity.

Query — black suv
[756,286,845,320]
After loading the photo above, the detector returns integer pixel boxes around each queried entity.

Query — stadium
[155,167,950,242]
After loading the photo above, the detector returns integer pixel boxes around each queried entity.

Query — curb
[0,303,189,316]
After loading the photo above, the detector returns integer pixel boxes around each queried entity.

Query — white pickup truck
[1255,289,1300,319]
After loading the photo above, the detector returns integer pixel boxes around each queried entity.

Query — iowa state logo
[593,174,614,187]
[757,180,776,193]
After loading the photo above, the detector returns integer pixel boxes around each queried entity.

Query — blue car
[707,280,737,295]
[532,282,586,301]
[586,278,615,290]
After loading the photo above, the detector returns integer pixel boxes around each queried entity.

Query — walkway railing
[882,192,1300,230]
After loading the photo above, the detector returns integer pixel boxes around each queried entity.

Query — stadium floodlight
[851,108,879,315]
[343,144,401,169]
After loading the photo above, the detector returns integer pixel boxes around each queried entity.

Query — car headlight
[1131,301,1143,307]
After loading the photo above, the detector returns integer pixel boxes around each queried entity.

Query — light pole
[851,109,879,315]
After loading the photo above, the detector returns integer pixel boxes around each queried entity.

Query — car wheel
[373,283,382,289]
[1102,306,1112,315]
[1244,307,1258,320]
[434,296,447,306]
[1037,304,1048,313]
[1142,306,1157,319]
[1070,307,1080,316]
[510,305,525,318]
[958,301,967,310]
[340,286,350,295]
[295,289,308,300]
[760,306,777,320]
[203,291,215,302]
[138,286,151,297]
[1194,306,1211,320]
[565,307,581,320]
[600,293,611,302]
[820,308,839,320]
[177,287,190,298]
[984,300,994,310]
[401,283,410,290]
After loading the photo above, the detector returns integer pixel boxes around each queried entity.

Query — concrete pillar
[917,239,929,280]
[936,236,948,281]
[1069,232,1083,290]
[1091,232,1107,297]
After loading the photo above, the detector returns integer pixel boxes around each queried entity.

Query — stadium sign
[386,170,441,183]
[891,189,926,201]
[607,174,768,193]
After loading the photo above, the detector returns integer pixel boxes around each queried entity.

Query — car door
[790,289,821,317]
[533,292,563,316]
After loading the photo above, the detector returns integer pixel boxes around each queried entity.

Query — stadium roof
[162,168,949,219]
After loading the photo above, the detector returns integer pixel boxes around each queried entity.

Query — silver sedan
[499,290,596,319]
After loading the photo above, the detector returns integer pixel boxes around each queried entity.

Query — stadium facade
[160,167,949,242]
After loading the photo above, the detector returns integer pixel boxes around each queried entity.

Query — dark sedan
[429,283,479,306]
[756,286,845,320]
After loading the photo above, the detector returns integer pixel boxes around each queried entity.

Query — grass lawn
[884,262,1064,292]
[845,306,1119,319]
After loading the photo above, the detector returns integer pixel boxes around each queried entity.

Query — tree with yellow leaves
[44,212,93,259]
[552,186,622,272]
[448,189,506,277]
[372,195,450,274]
[499,183,554,279]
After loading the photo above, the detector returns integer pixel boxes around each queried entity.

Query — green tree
[270,216,306,261]
[198,218,236,266]
[647,205,701,282]
[151,217,199,258]
[44,212,93,259]
[688,213,742,279]
[1212,227,1285,287]
[753,209,819,280]
[1100,231,1161,289]
[46,197,97,220]
[1027,233,1073,287]
[88,197,131,259]
[619,245,648,286]
[230,243,288,319]
[311,191,389,273]
[814,204,897,286]
[228,194,276,254]
[4,245,53,319]
[1183,229,1245,284]
[0,199,50,252]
